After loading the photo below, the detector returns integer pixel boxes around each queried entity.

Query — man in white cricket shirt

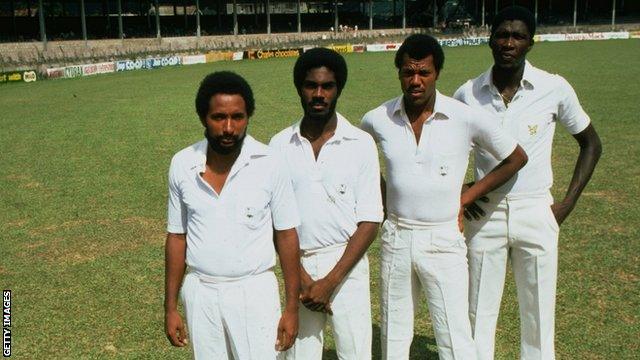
[361,34,528,360]
[164,72,302,359]
[453,6,602,360]
[270,48,383,359]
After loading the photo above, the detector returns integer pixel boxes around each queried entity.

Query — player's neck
[301,112,338,141]
[492,63,525,92]
[404,92,436,122]
[206,146,241,173]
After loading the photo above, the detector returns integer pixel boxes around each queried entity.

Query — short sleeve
[556,76,590,135]
[470,112,518,161]
[269,155,301,231]
[354,136,384,223]
[360,113,378,142]
[452,83,467,103]
[167,157,187,234]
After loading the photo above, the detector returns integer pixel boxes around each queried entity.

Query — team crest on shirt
[527,124,538,136]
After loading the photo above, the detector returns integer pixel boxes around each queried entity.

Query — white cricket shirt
[269,114,383,251]
[167,135,300,277]
[454,61,591,195]
[361,91,517,224]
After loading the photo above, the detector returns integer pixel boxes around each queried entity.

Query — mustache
[308,100,328,106]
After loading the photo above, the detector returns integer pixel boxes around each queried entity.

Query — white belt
[386,213,457,231]
[189,268,273,284]
[301,242,348,257]
[489,190,553,203]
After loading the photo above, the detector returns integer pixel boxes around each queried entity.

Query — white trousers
[181,270,282,360]
[464,192,559,360]
[380,216,476,360]
[285,243,372,360]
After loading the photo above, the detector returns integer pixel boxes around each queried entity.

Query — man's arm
[551,123,602,225]
[274,228,301,351]
[300,221,379,314]
[461,145,528,209]
[164,232,188,347]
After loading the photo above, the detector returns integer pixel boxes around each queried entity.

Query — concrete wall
[1,23,638,73]
[0,28,421,73]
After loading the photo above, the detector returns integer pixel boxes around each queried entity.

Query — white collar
[189,134,268,170]
[290,112,360,144]
[481,60,537,91]
[391,91,451,123]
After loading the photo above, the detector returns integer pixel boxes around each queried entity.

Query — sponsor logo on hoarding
[8,73,22,81]
[23,71,37,82]
[327,45,353,54]
[46,68,65,79]
[565,32,606,41]
[439,38,464,47]
[366,43,401,52]
[601,31,629,40]
[206,51,234,62]
[64,66,83,78]
[438,37,489,47]
[182,55,207,65]
[232,51,244,61]
[116,61,127,72]
[246,48,302,60]
[127,59,144,71]
[0,70,38,84]
[83,64,98,75]
[352,44,365,53]
[463,37,489,46]
[116,56,181,71]
[96,62,115,73]
[81,62,115,76]
[536,32,630,42]
[366,44,388,52]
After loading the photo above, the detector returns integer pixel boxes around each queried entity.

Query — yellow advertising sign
[246,48,302,60]
[206,51,234,63]
[326,44,354,54]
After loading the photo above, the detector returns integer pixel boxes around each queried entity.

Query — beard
[302,97,338,123]
[204,129,246,155]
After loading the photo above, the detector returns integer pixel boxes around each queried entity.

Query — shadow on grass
[323,325,439,359]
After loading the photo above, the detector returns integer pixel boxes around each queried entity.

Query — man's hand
[165,309,188,347]
[276,309,298,352]
[300,277,337,315]
[460,181,489,223]
[551,201,574,226]
[463,197,489,220]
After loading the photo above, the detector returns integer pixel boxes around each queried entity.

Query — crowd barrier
[1,31,630,84]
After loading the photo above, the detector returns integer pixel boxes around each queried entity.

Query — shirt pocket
[518,112,555,145]
[322,175,356,205]
[430,152,466,182]
[235,192,270,230]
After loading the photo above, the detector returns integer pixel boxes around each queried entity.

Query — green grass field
[1,39,639,359]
